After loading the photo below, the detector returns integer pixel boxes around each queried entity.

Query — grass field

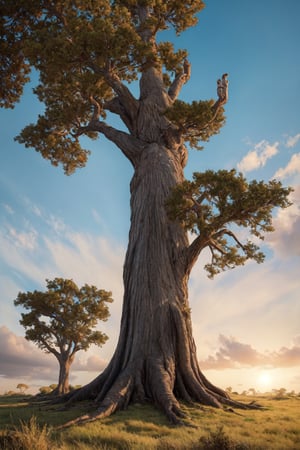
[0,393,299,449]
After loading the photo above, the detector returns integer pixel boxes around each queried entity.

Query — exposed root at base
[56,372,133,430]
[54,361,264,429]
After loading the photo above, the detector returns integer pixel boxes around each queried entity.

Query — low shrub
[199,426,251,450]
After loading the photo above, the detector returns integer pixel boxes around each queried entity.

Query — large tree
[2,1,291,425]
[14,278,112,395]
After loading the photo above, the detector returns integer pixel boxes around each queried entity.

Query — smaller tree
[39,386,52,395]
[14,278,113,395]
[16,383,29,394]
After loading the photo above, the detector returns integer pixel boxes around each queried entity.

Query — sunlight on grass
[0,394,299,449]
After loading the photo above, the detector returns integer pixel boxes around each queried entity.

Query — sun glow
[258,371,272,389]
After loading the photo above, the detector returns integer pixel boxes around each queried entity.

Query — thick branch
[184,234,208,275]
[104,97,137,135]
[185,224,248,275]
[89,62,139,132]
[40,338,60,359]
[80,120,143,166]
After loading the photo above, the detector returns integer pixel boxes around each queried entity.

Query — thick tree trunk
[59,69,260,427]
[60,143,236,426]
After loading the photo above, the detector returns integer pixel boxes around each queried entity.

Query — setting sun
[258,371,272,389]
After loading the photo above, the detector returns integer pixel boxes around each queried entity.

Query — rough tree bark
[59,67,259,427]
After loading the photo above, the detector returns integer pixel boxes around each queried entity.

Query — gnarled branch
[78,120,143,166]
[212,73,228,112]
[88,62,139,132]
[168,59,191,102]
[184,234,208,276]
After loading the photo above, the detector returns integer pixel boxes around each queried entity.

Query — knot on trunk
[161,127,187,167]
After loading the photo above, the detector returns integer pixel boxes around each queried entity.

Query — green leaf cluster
[1,0,205,172]
[166,169,292,277]
[14,278,113,355]
[165,100,226,149]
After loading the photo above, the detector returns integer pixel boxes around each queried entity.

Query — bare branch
[40,336,60,359]
[172,73,229,141]
[104,97,137,135]
[212,73,229,112]
[89,95,101,122]
[210,240,227,256]
[168,59,191,102]
[222,229,245,250]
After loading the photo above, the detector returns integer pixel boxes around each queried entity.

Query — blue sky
[1,1,300,395]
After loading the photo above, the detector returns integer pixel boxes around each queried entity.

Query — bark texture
[57,67,260,428]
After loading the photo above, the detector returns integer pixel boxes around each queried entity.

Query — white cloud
[0,326,56,380]
[286,133,300,148]
[200,334,300,370]
[1,197,300,393]
[43,231,124,300]
[274,153,300,180]
[266,185,300,257]
[0,202,125,361]
[237,140,279,172]
[0,228,52,285]
[189,251,300,360]
[73,354,107,372]
[0,326,109,393]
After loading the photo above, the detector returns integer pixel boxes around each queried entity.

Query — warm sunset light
[258,371,272,389]
[0,0,299,411]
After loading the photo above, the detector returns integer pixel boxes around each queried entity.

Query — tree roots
[54,358,263,429]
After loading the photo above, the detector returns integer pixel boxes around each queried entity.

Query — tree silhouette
[16,383,29,394]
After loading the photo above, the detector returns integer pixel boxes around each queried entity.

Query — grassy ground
[0,393,299,449]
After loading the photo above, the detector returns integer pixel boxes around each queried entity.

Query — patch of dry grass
[0,394,299,449]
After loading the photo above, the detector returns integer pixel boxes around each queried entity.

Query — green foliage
[167,169,292,277]
[16,116,91,175]
[14,278,113,355]
[165,99,226,148]
[1,0,205,173]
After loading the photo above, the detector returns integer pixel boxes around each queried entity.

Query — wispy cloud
[0,198,125,361]
[285,133,300,148]
[2,203,14,215]
[189,249,300,366]
[237,140,279,172]
[274,153,300,180]
[6,226,38,251]
[200,334,300,370]
[23,197,66,235]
